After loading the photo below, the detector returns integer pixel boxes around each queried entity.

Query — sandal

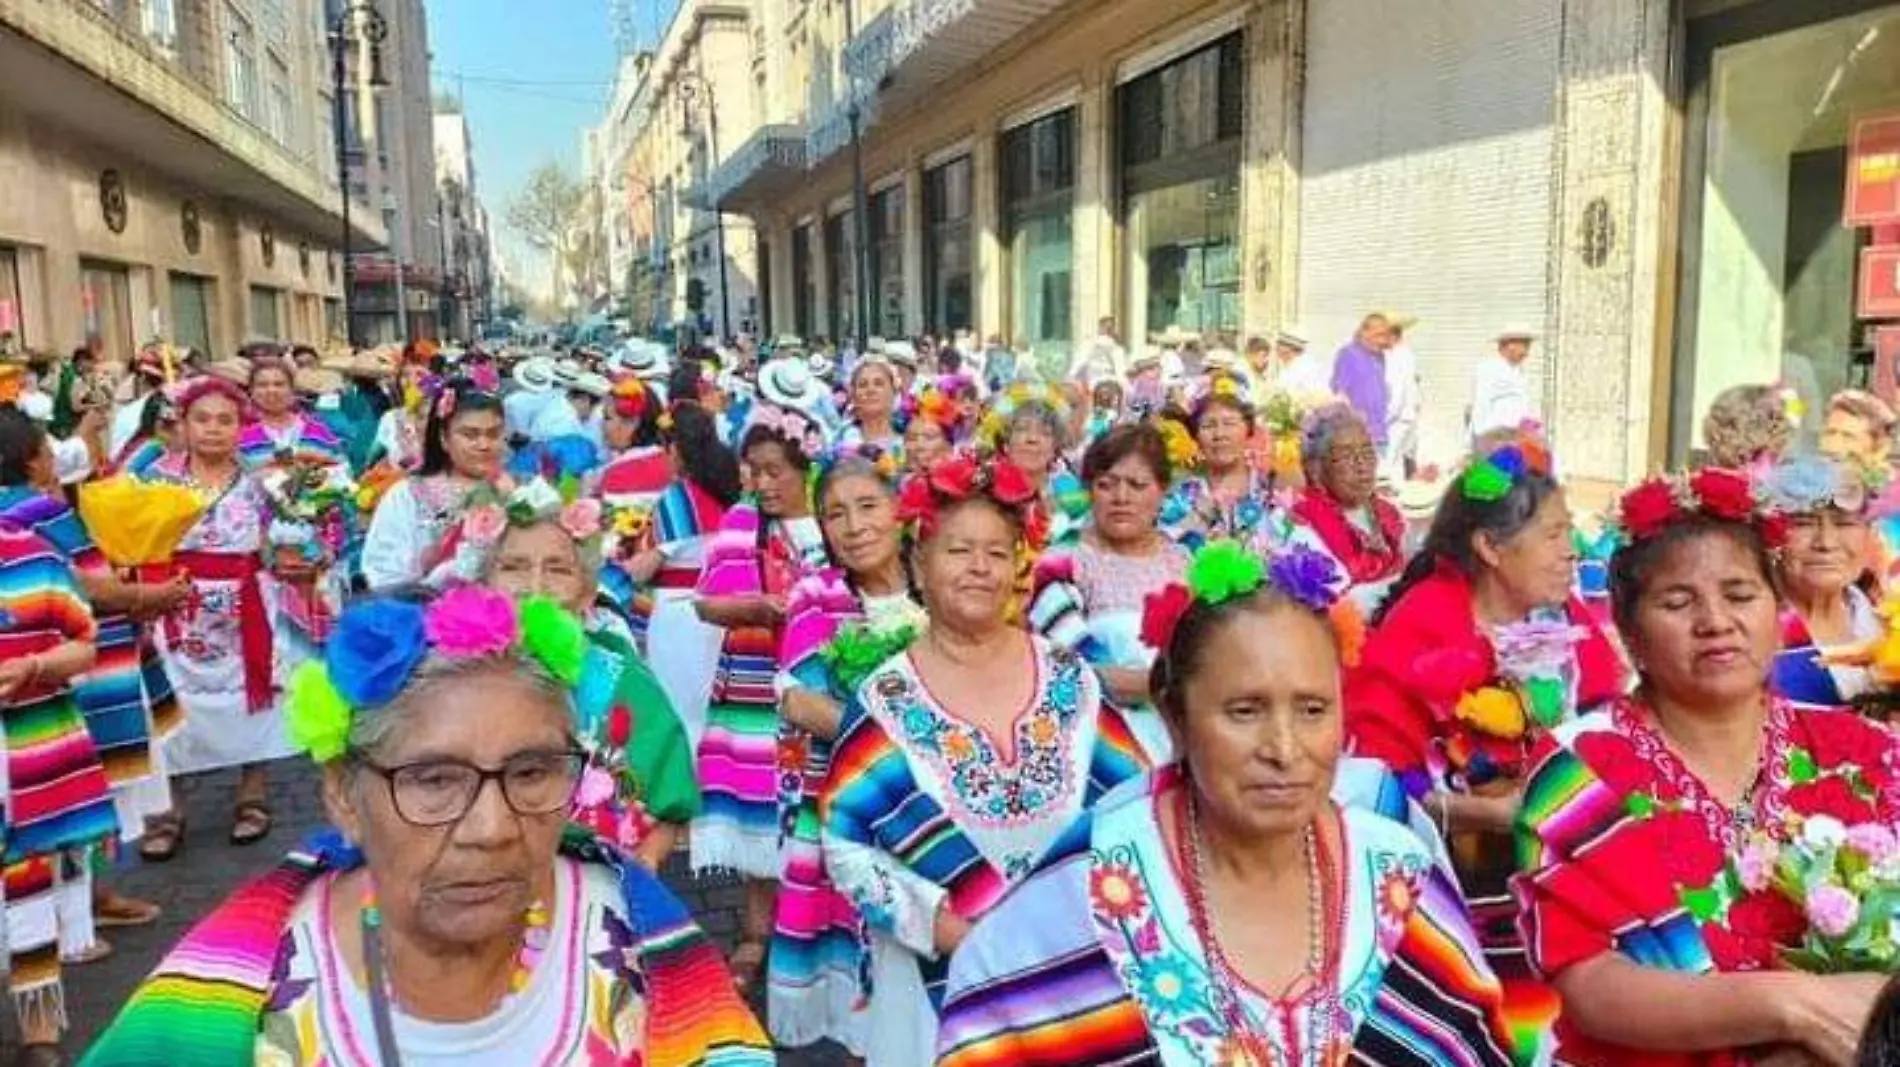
[138,814,185,863]
[64,938,113,966]
[229,800,274,846]
[95,890,162,929]
[728,937,766,994]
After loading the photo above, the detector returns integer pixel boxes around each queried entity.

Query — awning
[704,124,811,213]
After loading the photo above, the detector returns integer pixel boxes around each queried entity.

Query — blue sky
[422,0,677,287]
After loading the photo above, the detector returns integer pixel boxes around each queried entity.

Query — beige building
[433,105,494,341]
[0,0,387,364]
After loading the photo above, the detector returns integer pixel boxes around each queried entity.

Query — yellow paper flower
[1455,686,1528,740]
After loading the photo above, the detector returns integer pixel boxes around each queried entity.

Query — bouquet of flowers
[75,476,207,568]
[1700,814,1900,974]
[570,702,657,853]
[1491,617,1589,730]
[258,460,356,566]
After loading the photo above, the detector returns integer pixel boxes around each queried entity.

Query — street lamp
[328,1,388,348]
[844,0,871,353]
[676,69,732,343]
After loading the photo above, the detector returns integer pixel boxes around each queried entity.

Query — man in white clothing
[1271,328,1329,396]
[1381,314,1422,481]
[1467,326,1537,441]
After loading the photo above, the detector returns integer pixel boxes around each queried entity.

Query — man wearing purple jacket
[1331,312,1394,448]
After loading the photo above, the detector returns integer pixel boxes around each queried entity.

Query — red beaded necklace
[1174,786,1346,1067]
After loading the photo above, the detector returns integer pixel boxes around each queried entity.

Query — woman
[837,356,904,456]
[1161,375,1278,549]
[141,378,308,852]
[236,355,345,471]
[477,479,699,870]
[106,390,175,478]
[819,455,1148,1067]
[937,542,1515,1067]
[1028,423,1188,763]
[1513,469,1900,1067]
[369,357,432,473]
[769,449,922,1055]
[1346,429,1625,1057]
[82,591,772,1066]
[901,385,960,475]
[1285,402,1406,612]
[1817,389,1895,472]
[1702,383,1795,472]
[361,381,507,591]
[596,376,668,505]
[0,521,119,1065]
[1759,455,1881,714]
[692,402,830,991]
[988,388,1088,546]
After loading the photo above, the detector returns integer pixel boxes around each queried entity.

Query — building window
[171,273,214,355]
[225,4,260,120]
[80,262,133,365]
[0,247,22,349]
[324,297,342,341]
[1002,109,1076,369]
[250,285,282,339]
[869,186,905,339]
[1674,5,1900,456]
[1119,33,1244,345]
[826,210,856,344]
[792,223,816,340]
[142,0,177,47]
[267,56,293,145]
[923,156,973,336]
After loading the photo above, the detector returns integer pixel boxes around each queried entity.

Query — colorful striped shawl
[236,413,345,471]
[80,829,773,1067]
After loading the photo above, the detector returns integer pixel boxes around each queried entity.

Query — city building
[698,0,1900,499]
[0,0,386,362]
[433,103,494,341]
[330,0,441,344]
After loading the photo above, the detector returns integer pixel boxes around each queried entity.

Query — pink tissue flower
[574,764,616,808]
[462,504,507,547]
[422,585,519,658]
[560,498,603,541]
[1847,823,1900,867]
[1736,840,1779,894]
[1805,884,1860,938]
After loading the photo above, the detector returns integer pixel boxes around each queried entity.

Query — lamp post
[677,70,731,343]
[327,1,387,349]
[844,0,871,353]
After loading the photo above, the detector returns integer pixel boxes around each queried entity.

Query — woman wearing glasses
[1283,403,1408,613]
[84,588,771,1067]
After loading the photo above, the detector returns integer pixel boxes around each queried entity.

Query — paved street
[46,762,841,1065]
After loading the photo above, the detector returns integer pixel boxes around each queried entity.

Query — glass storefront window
[1680,7,1900,453]
[250,285,282,340]
[1118,33,1244,348]
[80,262,133,365]
[792,223,816,340]
[1002,109,1076,374]
[171,273,214,355]
[870,186,906,339]
[924,156,973,337]
[0,247,21,352]
[826,211,857,345]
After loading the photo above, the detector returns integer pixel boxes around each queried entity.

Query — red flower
[896,476,938,528]
[606,704,632,748]
[1618,480,1682,539]
[1758,514,1790,551]
[1020,506,1051,552]
[1574,731,1655,798]
[1141,584,1193,652]
[1689,468,1756,522]
[987,460,1037,507]
[928,456,979,498]
[1701,922,1776,972]
[1801,714,1897,780]
[1725,889,1807,948]
[1787,775,1876,825]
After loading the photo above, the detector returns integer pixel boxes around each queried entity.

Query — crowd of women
[1,337,1898,1066]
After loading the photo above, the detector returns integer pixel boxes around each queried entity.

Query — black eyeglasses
[353,749,587,827]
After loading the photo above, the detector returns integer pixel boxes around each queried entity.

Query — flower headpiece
[609,376,653,422]
[907,385,969,439]
[1613,466,1789,550]
[896,455,1048,550]
[169,375,247,415]
[806,443,901,512]
[978,382,1071,450]
[285,588,588,763]
[1189,372,1253,421]
[1139,540,1362,667]
[459,478,604,567]
[1460,427,1554,503]
[1757,454,1868,518]
[745,402,826,460]
[1155,415,1202,471]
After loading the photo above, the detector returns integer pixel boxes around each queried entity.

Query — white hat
[1152,324,1201,348]
[613,341,671,381]
[757,357,827,413]
[567,371,611,399]
[1203,348,1241,372]
[884,340,919,368]
[1275,327,1309,350]
[550,359,585,389]
[18,391,52,422]
[807,350,836,378]
[1497,325,1538,343]
[864,336,889,354]
[512,355,557,393]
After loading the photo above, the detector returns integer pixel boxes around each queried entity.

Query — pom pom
[1455,686,1528,740]
[326,599,429,709]
[1266,546,1341,613]
[820,620,922,694]
[606,704,632,748]
[518,596,588,685]
[1488,447,1527,479]
[286,661,353,763]
[1328,600,1365,668]
[1186,539,1265,606]
[424,585,521,658]
[1462,461,1512,502]
[1140,583,1194,651]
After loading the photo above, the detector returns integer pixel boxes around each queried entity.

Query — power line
[438,70,617,88]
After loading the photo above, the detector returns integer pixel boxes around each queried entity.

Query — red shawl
[1289,486,1406,584]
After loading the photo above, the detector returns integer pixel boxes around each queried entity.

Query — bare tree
[505,162,586,299]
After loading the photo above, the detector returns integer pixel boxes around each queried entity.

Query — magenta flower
[423,585,520,658]
[1805,884,1860,938]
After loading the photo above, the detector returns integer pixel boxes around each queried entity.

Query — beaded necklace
[1176,788,1345,1067]
[358,882,551,1067]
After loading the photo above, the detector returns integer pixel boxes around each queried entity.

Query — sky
[422,0,676,295]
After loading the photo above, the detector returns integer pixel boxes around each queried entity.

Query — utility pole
[327,1,389,348]
[845,0,870,352]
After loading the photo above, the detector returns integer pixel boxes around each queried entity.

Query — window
[324,297,343,341]
[250,285,282,339]
[143,0,177,47]
[0,247,22,349]
[792,223,816,340]
[225,4,260,119]
[1119,33,1244,344]
[923,156,973,336]
[170,273,214,355]
[1002,109,1077,369]
[869,186,905,338]
[80,262,133,365]
[267,56,293,145]
[826,210,856,343]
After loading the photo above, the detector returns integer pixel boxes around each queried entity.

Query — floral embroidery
[1090,862,1148,921]
[1616,697,1796,852]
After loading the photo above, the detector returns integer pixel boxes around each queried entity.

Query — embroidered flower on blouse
[1089,864,1149,921]
[1134,955,1202,1016]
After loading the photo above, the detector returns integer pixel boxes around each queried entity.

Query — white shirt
[1067,339,1126,385]
[1468,351,1535,440]
[1275,350,1332,396]
[109,396,151,457]
[1383,341,1422,473]
[503,388,555,440]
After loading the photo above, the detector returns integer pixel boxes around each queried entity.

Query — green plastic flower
[1462,460,1513,502]
[518,596,588,685]
[1186,539,1265,606]
[286,660,352,763]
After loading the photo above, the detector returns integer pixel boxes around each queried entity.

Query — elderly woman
[1346,429,1625,1059]
[1513,470,1900,1066]
[1028,423,1189,763]
[237,355,345,470]
[937,543,1514,1067]
[768,449,921,1055]
[819,456,1148,1067]
[902,385,962,475]
[1819,389,1896,472]
[361,381,508,591]
[1161,375,1278,549]
[989,387,1088,545]
[837,355,904,455]
[1759,455,1881,713]
[1285,402,1406,613]
[82,591,770,1066]
[475,479,700,870]
[1702,383,1795,471]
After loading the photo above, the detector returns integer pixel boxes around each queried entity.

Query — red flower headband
[896,455,1049,549]
[610,376,651,421]
[1614,467,1788,550]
